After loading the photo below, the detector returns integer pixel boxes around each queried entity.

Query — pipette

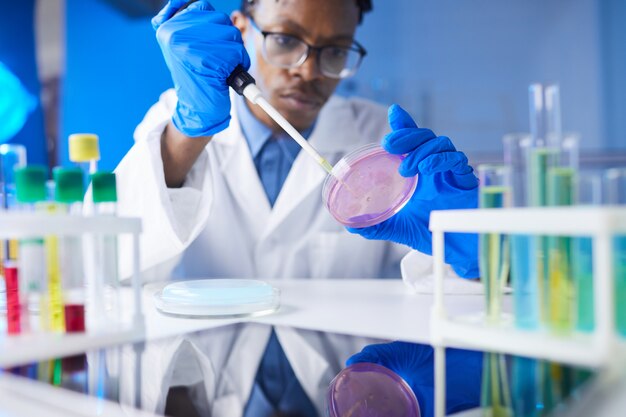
[176,1,335,175]
[227,67,334,174]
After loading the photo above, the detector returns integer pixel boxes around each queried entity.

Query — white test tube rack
[428,207,626,417]
[0,212,144,368]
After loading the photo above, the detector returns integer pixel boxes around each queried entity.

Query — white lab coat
[114,89,435,415]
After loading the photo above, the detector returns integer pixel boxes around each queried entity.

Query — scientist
[114,0,479,415]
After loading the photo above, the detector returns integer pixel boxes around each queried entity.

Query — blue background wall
[62,0,173,170]
[0,0,47,165]
[60,0,626,170]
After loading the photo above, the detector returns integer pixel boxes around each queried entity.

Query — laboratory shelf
[428,207,626,417]
[0,212,145,369]
[0,372,160,417]
[0,326,144,368]
[0,212,141,238]
[432,315,619,368]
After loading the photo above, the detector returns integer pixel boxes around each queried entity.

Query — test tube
[14,166,48,333]
[503,133,544,416]
[90,172,121,329]
[527,85,555,324]
[504,133,539,330]
[68,133,100,189]
[53,167,86,333]
[4,261,20,334]
[478,165,513,417]
[481,352,513,417]
[572,172,603,333]
[605,168,626,336]
[545,135,579,333]
[478,164,510,322]
[0,144,27,314]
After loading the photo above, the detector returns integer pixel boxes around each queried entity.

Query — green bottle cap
[91,171,117,203]
[53,167,84,203]
[15,165,47,203]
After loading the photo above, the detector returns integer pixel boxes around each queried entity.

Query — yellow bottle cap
[69,133,100,162]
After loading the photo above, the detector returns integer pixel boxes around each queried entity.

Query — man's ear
[231,10,248,39]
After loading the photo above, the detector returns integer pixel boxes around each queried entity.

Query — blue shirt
[236,96,313,207]
[237,97,318,417]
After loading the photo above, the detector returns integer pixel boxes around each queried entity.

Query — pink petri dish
[322,143,418,228]
[327,362,421,417]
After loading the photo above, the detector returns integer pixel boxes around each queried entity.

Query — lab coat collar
[262,95,361,238]
[215,92,361,241]
[216,100,272,239]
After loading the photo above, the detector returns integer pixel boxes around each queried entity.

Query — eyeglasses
[247,17,367,79]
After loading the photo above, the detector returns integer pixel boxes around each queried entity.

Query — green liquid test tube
[479,185,510,322]
[528,148,559,326]
[547,167,575,333]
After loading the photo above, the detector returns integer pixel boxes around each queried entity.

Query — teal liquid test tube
[605,168,626,336]
[573,173,602,332]
[511,356,541,417]
[503,133,539,330]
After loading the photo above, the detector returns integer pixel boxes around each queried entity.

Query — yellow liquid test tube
[46,235,64,332]
[45,203,65,332]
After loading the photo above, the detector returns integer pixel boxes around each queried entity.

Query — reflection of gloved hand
[346,342,482,417]
[347,104,479,278]
[153,0,250,137]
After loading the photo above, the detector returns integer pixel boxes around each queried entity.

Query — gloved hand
[347,104,479,278]
[0,62,36,143]
[346,342,482,417]
[153,0,250,137]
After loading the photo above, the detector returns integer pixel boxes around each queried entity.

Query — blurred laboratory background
[2,0,625,170]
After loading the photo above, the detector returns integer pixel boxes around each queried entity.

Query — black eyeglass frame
[246,16,367,79]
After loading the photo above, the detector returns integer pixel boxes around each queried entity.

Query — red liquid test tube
[5,262,21,335]
[64,303,85,333]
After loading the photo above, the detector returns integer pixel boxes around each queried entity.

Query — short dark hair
[240,0,372,24]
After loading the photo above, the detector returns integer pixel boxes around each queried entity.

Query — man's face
[233,0,361,132]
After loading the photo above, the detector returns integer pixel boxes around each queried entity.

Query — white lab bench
[0,278,486,416]
[141,279,486,344]
[1,278,487,368]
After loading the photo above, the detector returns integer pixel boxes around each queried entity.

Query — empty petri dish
[153,279,280,318]
[327,362,421,417]
[322,143,417,228]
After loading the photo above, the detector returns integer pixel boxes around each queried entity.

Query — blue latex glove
[346,342,482,417]
[153,0,250,137]
[347,104,479,278]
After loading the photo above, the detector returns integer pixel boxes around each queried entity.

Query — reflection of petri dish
[327,362,421,417]
[153,279,280,318]
[322,143,418,228]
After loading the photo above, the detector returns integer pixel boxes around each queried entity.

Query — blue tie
[243,330,318,417]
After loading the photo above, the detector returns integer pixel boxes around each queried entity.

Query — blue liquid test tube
[503,133,539,330]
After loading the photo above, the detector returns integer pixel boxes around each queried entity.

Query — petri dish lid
[322,143,417,228]
[327,362,421,417]
[154,279,280,318]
